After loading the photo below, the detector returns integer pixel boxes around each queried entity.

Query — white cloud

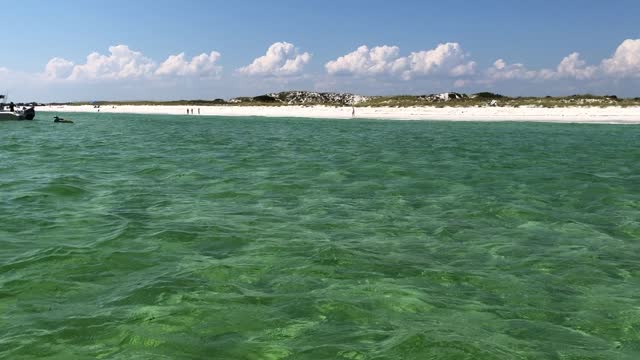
[486,39,640,84]
[601,39,640,77]
[487,59,540,81]
[43,45,224,82]
[238,42,311,76]
[486,54,597,82]
[0,67,42,100]
[555,52,597,80]
[454,79,471,88]
[325,39,638,86]
[64,45,156,81]
[325,42,476,80]
[156,51,222,77]
[44,57,75,79]
[325,45,406,77]
[10,38,640,99]
[403,43,476,79]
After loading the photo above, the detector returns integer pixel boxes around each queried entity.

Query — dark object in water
[53,116,74,123]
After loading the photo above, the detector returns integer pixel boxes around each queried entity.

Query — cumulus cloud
[486,39,640,84]
[156,51,222,77]
[486,59,541,81]
[18,38,640,97]
[325,42,476,80]
[237,42,311,76]
[326,38,639,86]
[41,45,225,82]
[404,43,476,79]
[325,45,406,77]
[44,57,75,79]
[486,54,597,82]
[601,39,640,77]
[65,45,156,81]
[555,52,597,80]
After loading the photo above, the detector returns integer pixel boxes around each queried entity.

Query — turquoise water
[2,113,640,359]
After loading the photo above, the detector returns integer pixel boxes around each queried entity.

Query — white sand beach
[36,105,640,124]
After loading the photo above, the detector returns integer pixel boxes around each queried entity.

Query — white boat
[0,94,35,120]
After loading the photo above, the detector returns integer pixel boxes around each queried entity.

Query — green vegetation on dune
[48,91,640,108]
[359,93,640,108]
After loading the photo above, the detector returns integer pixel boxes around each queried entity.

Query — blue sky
[1,0,639,101]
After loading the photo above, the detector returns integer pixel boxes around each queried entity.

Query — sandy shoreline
[37,104,640,124]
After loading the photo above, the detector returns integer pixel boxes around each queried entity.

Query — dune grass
[50,94,640,108]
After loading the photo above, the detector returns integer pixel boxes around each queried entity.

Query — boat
[0,94,36,120]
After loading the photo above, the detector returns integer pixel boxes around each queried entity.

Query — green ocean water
[1,112,640,359]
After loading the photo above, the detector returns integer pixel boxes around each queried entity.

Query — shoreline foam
[36,105,640,124]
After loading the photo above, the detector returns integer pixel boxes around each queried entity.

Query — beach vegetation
[47,91,640,108]
[472,92,505,99]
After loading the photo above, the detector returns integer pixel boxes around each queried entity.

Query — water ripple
[1,114,640,358]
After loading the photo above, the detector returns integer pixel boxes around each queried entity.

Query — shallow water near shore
[2,112,640,359]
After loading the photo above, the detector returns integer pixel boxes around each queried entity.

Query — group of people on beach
[186,108,201,115]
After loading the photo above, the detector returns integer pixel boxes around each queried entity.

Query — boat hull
[0,109,36,121]
[0,112,20,121]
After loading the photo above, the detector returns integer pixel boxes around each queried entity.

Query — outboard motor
[23,107,35,120]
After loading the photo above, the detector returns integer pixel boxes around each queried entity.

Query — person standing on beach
[352,106,355,117]
[186,108,189,115]
[198,108,200,115]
